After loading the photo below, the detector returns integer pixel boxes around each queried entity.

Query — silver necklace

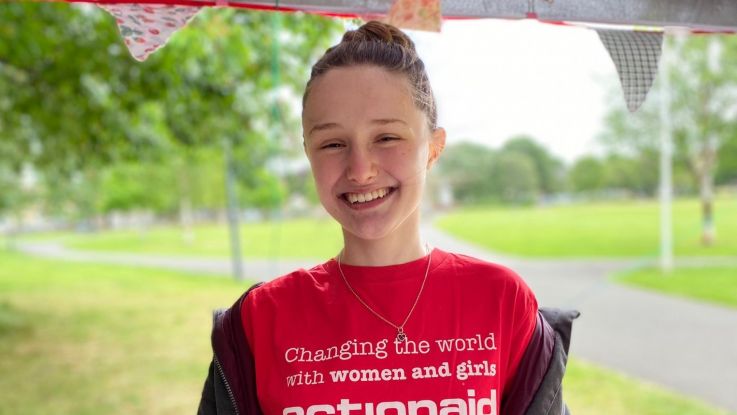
[337,245,432,343]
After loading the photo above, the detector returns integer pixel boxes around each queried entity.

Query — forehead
[302,66,422,129]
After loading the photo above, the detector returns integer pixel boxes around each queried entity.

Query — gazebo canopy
[45,0,737,110]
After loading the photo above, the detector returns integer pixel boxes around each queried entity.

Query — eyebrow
[308,118,407,136]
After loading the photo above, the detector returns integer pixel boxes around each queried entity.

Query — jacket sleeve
[198,360,216,415]
[501,307,580,415]
[198,358,239,415]
[198,283,264,415]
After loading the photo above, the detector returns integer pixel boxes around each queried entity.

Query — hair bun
[304,20,437,130]
[341,21,416,51]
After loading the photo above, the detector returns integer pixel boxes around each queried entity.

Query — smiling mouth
[340,187,397,205]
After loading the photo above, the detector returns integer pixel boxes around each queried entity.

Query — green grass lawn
[435,197,737,258]
[24,217,343,259]
[0,252,246,415]
[0,249,248,414]
[564,359,733,415]
[20,197,736,260]
[616,266,737,309]
[1,249,733,414]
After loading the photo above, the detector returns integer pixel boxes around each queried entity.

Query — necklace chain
[337,245,432,343]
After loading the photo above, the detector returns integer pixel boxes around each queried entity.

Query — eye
[378,135,399,142]
[320,142,343,149]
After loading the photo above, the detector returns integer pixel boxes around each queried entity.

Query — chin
[344,213,417,241]
[344,227,394,242]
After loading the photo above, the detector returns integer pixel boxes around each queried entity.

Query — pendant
[396,327,407,342]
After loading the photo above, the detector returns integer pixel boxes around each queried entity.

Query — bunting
[596,29,663,113]
[97,3,201,61]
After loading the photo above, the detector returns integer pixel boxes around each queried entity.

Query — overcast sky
[405,19,620,164]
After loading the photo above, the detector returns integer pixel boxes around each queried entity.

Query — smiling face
[303,65,445,242]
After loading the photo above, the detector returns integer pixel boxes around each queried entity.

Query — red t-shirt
[242,248,538,415]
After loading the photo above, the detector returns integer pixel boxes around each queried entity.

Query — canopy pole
[224,136,245,281]
[658,32,676,274]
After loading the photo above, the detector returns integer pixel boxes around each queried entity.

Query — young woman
[199,21,576,415]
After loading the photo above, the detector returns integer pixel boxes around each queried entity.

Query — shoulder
[438,249,529,287]
[435,249,538,308]
[242,260,334,308]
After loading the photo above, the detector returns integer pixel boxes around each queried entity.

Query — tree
[99,161,178,215]
[716,128,737,185]
[598,35,737,245]
[435,141,496,203]
[437,139,566,204]
[669,36,737,244]
[501,135,565,195]
[0,3,158,173]
[600,154,658,195]
[0,129,29,220]
[569,156,606,193]
[0,3,343,225]
[37,166,104,227]
[490,151,539,204]
[0,165,29,228]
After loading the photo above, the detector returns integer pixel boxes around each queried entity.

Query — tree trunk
[700,170,716,245]
[179,196,195,246]
[178,152,195,246]
[224,137,244,281]
[700,169,716,246]
[698,132,719,246]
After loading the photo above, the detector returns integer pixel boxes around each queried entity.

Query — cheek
[385,146,428,179]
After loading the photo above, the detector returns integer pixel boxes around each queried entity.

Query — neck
[339,216,426,266]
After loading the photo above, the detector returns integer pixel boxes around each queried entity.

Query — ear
[427,127,446,169]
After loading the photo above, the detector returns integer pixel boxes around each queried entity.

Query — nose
[345,145,378,184]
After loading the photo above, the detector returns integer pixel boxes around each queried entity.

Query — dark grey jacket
[198,283,579,415]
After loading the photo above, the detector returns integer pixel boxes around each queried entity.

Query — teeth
[346,187,390,204]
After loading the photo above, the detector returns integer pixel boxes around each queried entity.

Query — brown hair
[302,21,438,129]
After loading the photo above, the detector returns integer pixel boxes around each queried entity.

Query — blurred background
[1,2,735,414]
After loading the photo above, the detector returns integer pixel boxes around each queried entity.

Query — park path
[16,225,737,412]
[422,226,737,413]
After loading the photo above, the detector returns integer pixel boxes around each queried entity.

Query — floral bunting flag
[383,0,442,32]
[97,3,202,61]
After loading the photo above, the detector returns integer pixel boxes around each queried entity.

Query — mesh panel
[597,29,663,112]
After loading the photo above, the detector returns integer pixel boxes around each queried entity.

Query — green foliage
[436,137,564,205]
[0,3,148,171]
[601,154,659,195]
[282,164,319,205]
[568,152,693,197]
[569,156,606,193]
[38,168,104,223]
[490,150,539,204]
[501,135,565,195]
[434,136,565,204]
[0,165,28,217]
[99,162,177,214]
[239,168,287,213]
[436,141,496,203]
[597,35,737,191]
[0,3,343,218]
[716,129,737,185]
[185,148,228,211]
